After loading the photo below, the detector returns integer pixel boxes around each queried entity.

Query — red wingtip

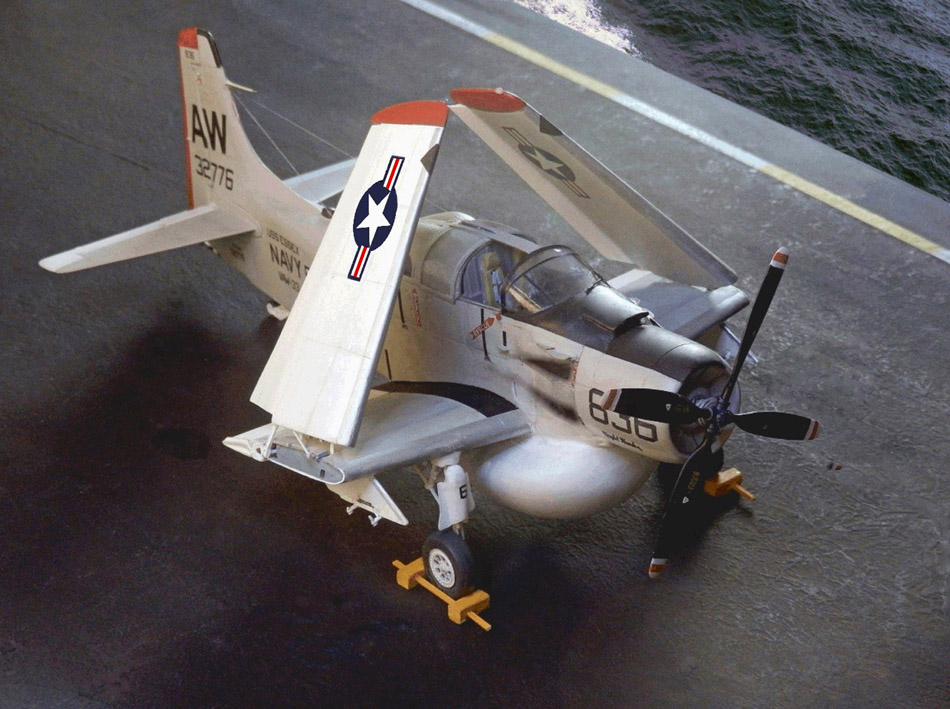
[371,100,449,127]
[450,88,526,113]
[808,420,820,440]
[177,27,198,49]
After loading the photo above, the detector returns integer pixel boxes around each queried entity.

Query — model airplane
[40,29,819,597]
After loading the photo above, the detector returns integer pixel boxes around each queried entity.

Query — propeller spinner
[604,248,820,578]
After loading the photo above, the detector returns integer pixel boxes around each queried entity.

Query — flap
[39,203,258,273]
[450,88,736,289]
[250,102,448,446]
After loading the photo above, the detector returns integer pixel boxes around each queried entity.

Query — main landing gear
[392,454,490,629]
[416,454,479,599]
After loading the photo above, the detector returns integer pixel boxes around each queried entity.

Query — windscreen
[502,246,603,314]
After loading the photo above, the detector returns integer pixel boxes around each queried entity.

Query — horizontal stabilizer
[39,204,258,273]
[284,159,355,206]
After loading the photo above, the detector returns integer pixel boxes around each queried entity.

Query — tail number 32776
[194,154,234,190]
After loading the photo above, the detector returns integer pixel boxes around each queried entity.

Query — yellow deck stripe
[760,166,947,257]
[485,34,624,101]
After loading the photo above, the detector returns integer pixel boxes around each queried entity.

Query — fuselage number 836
[587,388,658,445]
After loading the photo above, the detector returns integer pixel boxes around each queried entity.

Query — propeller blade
[722,247,789,402]
[731,411,820,440]
[603,388,710,425]
[649,437,718,578]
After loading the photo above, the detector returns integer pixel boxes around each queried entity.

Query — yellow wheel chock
[393,558,491,631]
[704,467,756,500]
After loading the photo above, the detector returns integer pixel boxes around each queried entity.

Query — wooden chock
[448,590,491,629]
[393,558,492,631]
[704,467,756,501]
[393,557,425,590]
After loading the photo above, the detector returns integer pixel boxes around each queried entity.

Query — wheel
[422,530,475,599]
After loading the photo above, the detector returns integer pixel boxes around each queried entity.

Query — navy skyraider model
[41,28,820,597]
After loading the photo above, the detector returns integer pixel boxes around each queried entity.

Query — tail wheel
[422,530,475,599]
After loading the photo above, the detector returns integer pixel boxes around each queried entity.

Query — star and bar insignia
[348,155,404,281]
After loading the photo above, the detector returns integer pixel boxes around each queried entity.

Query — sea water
[515,0,949,203]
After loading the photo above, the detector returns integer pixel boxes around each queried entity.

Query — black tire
[422,530,475,599]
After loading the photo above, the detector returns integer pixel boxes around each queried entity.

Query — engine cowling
[574,322,738,462]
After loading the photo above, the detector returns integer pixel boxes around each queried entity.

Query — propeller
[602,387,711,425]
[606,247,820,577]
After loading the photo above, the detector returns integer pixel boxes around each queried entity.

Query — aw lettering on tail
[191,106,227,154]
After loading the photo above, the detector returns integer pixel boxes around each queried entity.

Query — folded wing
[250,101,448,447]
[449,89,735,289]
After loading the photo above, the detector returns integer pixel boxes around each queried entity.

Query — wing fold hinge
[223,423,408,526]
[224,423,344,483]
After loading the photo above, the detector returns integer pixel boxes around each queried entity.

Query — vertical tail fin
[178,28,282,209]
[176,28,331,308]
[41,29,333,311]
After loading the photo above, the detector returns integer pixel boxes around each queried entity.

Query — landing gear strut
[414,454,479,598]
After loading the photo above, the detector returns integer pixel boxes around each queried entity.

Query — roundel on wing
[347,154,405,282]
[352,180,399,250]
[517,143,576,182]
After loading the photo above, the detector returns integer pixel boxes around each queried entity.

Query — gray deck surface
[1,0,947,706]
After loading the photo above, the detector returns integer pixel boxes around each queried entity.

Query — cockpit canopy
[500,246,603,315]
[412,216,655,351]
[458,240,526,310]
[459,240,605,315]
